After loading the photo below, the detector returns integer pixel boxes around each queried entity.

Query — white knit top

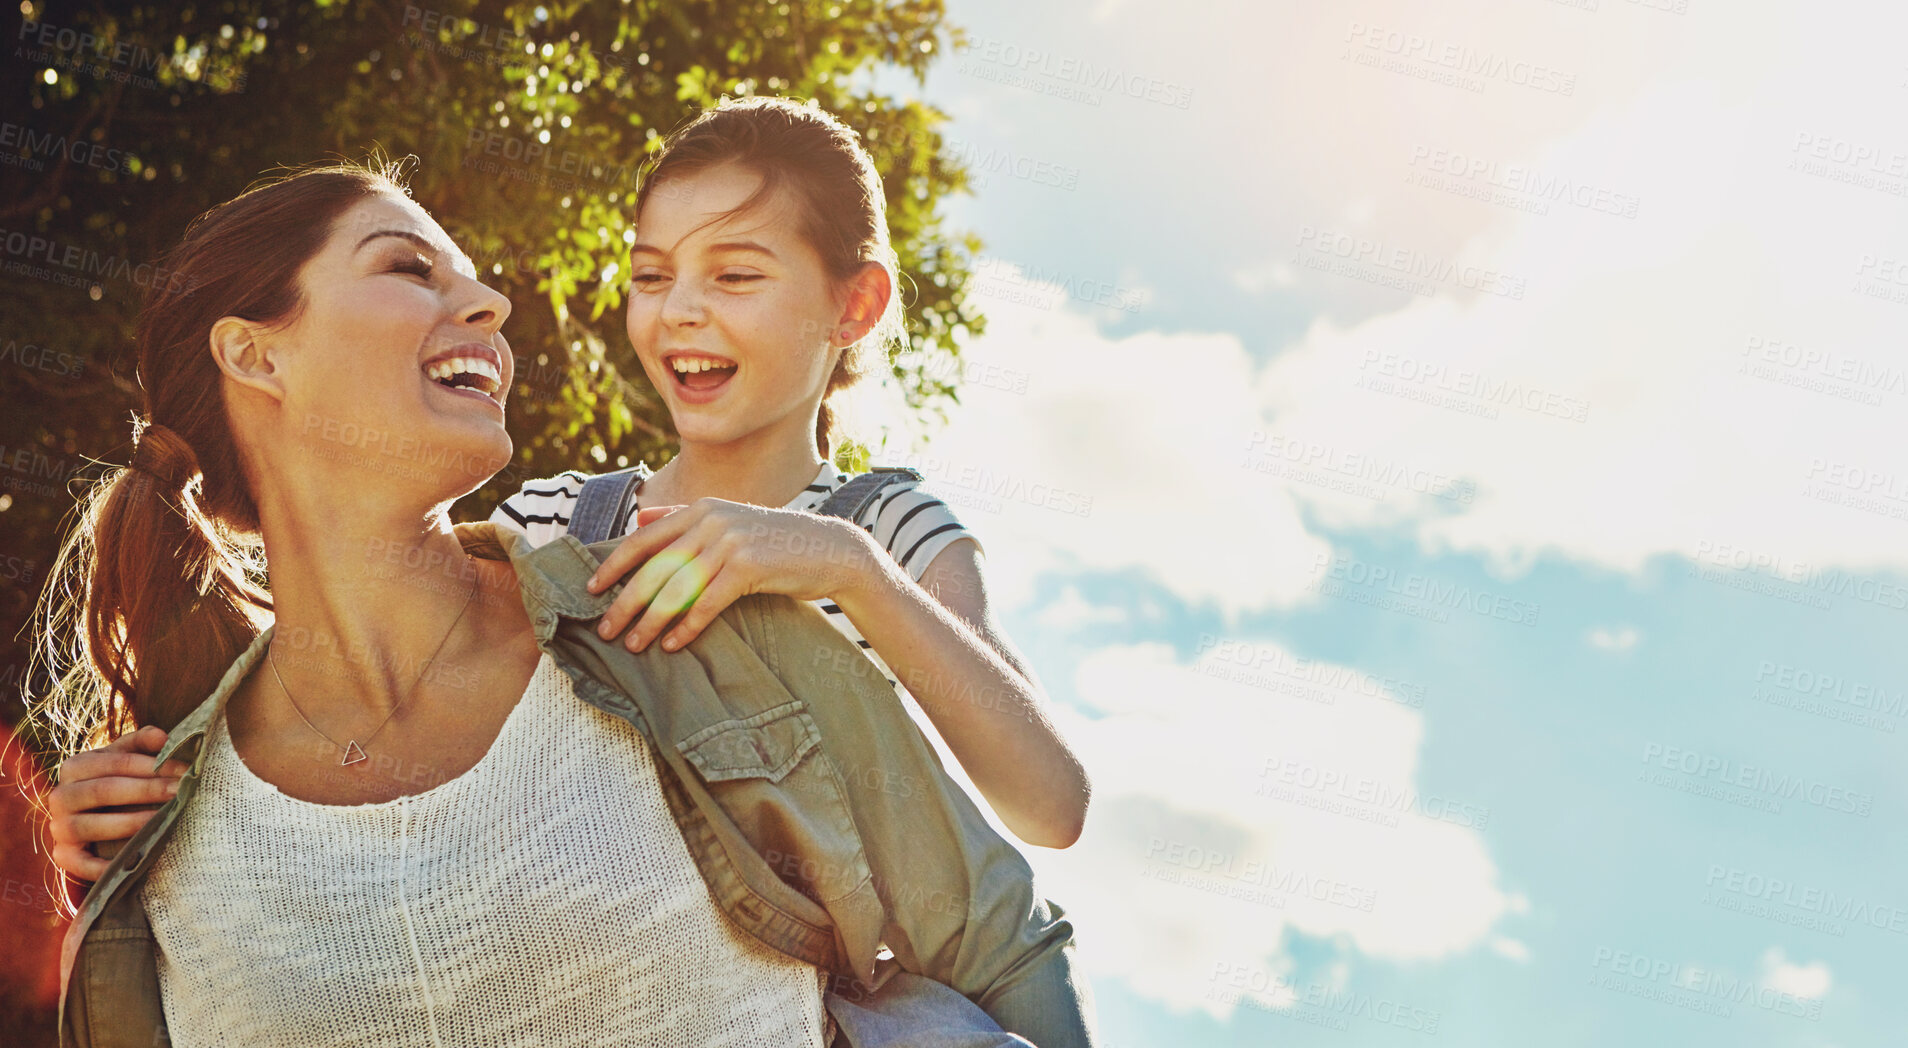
[138,651,830,1048]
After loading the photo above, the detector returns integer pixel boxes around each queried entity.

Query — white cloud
[1489,937,1531,962]
[870,284,1330,615]
[1033,585,1127,631]
[1587,626,1639,653]
[1017,641,1514,1015]
[1759,947,1832,1001]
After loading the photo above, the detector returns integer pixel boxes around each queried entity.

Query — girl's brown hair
[27,161,408,757]
[635,96,905,460]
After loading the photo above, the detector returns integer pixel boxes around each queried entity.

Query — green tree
[0,0,985,732]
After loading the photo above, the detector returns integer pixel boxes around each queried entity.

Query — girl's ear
[209,316,287,403]
[834,261,893,341]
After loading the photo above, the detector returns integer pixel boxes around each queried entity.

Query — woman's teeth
[425,356,502,395]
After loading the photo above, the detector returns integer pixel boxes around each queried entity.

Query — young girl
[47,97,1089,880]
[492,95,1089,849]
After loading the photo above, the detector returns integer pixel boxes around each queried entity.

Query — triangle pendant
[341,740,368,766]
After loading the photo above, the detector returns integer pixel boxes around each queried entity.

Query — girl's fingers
[660,571,749,652]
[634,505,685,528]
[624,560,711,652]
[51,842,108,883]
[587,505,698,593]
[599,545,698,638]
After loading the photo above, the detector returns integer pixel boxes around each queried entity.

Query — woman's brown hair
[635,96,906,460]
[26,160,409,758]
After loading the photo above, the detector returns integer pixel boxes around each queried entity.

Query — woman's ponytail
[24,161,405,759]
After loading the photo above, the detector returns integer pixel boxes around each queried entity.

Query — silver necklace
[267,565,481,766]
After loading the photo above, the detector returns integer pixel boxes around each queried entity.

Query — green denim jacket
[58,521,1095,1048]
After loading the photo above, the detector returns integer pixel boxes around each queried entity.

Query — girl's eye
[631,273,669,286]
[718,273,764,284]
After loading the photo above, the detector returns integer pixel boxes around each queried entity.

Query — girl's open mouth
[667,353,738,396]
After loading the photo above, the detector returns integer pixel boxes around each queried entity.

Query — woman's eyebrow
[356,229,441,254]
[357,230,477,275]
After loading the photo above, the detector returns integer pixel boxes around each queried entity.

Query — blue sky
[861,1,1908,1044]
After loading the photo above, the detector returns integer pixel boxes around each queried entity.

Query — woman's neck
[254,489,527,719]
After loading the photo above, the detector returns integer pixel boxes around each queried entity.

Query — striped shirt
[487,462,982,762]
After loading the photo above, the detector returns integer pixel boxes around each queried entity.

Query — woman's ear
[208,316,286,402]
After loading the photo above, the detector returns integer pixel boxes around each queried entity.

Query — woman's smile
[421,341,507,408]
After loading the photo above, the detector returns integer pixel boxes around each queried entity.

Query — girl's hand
[585,498,882,654]
[47,725,189,883]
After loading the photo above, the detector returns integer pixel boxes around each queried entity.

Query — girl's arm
[587,500,1091,849]
[836,536,1089,849]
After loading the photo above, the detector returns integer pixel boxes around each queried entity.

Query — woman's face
[625,163,845,451]
[261,193,516,497]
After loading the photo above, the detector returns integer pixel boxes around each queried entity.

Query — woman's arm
[585,500,1092,848]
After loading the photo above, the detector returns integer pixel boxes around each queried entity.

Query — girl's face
[261,193,517,497]
[625,163,847,451]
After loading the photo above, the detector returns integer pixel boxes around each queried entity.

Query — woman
[30,160,1096,1047]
